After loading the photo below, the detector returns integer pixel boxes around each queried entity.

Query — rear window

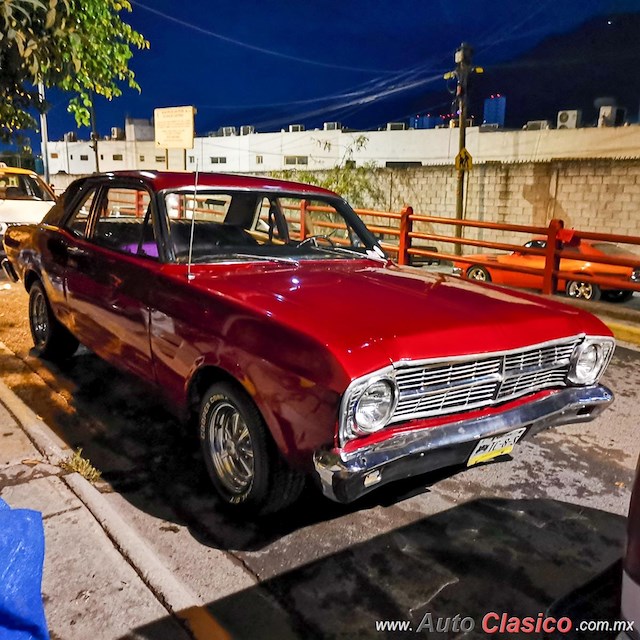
[0,172,54,202]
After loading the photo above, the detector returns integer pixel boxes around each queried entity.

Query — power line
[131,1,399,75]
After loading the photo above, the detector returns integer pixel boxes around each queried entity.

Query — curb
[0,377,70,465]
[0,376,230,640]
[599,319,640,346]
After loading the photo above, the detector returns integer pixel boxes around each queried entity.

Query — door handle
[108,273,123,288]
[66,246,88,258]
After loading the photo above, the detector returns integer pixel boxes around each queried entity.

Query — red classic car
[452,238,640,302]
[1,171,616,514]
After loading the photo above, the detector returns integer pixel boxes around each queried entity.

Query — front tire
[466,265,491,282]
[199,382,305,514]
[28,280,79,361]
[565,280,601,301]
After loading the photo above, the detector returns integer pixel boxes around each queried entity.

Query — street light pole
[37,82,50,183]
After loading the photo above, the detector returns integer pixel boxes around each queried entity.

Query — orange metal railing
[349,204,640,297]
[117,186,640,297]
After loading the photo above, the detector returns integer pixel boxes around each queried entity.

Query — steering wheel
[296,234,336,249]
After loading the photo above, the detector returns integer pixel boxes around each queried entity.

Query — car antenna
[187,162,199,281]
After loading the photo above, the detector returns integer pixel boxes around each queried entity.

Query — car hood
[0,200,53,225]
[189,259,611,379]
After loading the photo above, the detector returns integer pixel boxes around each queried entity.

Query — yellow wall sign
[154,106,195,150]
[455,148,473,171]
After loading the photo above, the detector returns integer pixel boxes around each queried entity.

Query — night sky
[38,0,640,141]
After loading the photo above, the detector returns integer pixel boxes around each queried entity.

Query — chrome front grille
[392,337,580,424]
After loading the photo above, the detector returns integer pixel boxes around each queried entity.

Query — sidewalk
[0,380,228,640]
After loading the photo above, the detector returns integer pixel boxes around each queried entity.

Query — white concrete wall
[47,124,640,176]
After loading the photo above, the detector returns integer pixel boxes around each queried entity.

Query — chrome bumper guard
[1,258,18,282]
[313,385,613,503]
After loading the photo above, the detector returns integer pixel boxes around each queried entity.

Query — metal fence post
[398,206,413,265]
[299,199,308,240]
[542,218,564,295]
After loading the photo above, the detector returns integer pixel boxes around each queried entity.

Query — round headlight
[354,379,395,434]
[569,342,608,385]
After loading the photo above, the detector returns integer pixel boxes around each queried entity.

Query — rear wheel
[602,290,634,303]
[466,265,491,282]
[199,382,305,515]
[28,280,79,361]
[565,280,601,302]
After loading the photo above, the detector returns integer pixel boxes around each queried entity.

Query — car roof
[0,165,41,177]
[96,170,340,197]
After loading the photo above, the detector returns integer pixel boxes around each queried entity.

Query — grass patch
[60,447,102,483]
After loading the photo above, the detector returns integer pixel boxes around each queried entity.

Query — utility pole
[444,43,483,255]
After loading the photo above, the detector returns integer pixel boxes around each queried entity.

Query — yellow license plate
[467,427,528,467]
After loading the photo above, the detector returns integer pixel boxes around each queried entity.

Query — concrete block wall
[352,159,640,256]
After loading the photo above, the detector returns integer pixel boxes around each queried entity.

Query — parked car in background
[0,164,56,258]
[2,171,616,514]
[453,238,640,302]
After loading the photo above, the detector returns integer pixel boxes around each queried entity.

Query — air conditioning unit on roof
[598,106,626,127]
[557,110,581,129]
[323,122,341,131]
[523,120,551,130]
[218,126,237,137]
[240,125,255,135]
[386,122,407,131]
[288,124,305,132]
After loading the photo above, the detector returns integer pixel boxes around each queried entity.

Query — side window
[92,187,158,259]
[67,188,97,238]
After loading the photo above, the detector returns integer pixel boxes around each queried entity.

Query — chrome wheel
[29,287,49,347]
[207,400,255,495]
[467,266,490,282]
[566,280,600,301]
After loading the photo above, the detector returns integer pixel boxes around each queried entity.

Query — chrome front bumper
[313,385,613,503]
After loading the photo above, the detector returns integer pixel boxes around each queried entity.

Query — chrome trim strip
[392,334,586,370]
[399,371,502,398]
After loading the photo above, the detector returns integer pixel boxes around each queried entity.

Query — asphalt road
[0,280,638,639]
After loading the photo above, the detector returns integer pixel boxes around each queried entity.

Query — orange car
[452,238,640,302]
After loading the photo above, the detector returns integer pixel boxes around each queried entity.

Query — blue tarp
[0,498,49,640]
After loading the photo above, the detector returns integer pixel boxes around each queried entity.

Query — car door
[64,180,162,382]
[498,240,546,290]
[54,181,105,340]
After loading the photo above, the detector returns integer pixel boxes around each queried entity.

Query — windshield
[591,242,638,257]
[0,172,54,202]
[163,190,384,263]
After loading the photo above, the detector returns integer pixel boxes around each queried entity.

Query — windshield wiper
[311,245,387,262]
[195,252,299,265]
